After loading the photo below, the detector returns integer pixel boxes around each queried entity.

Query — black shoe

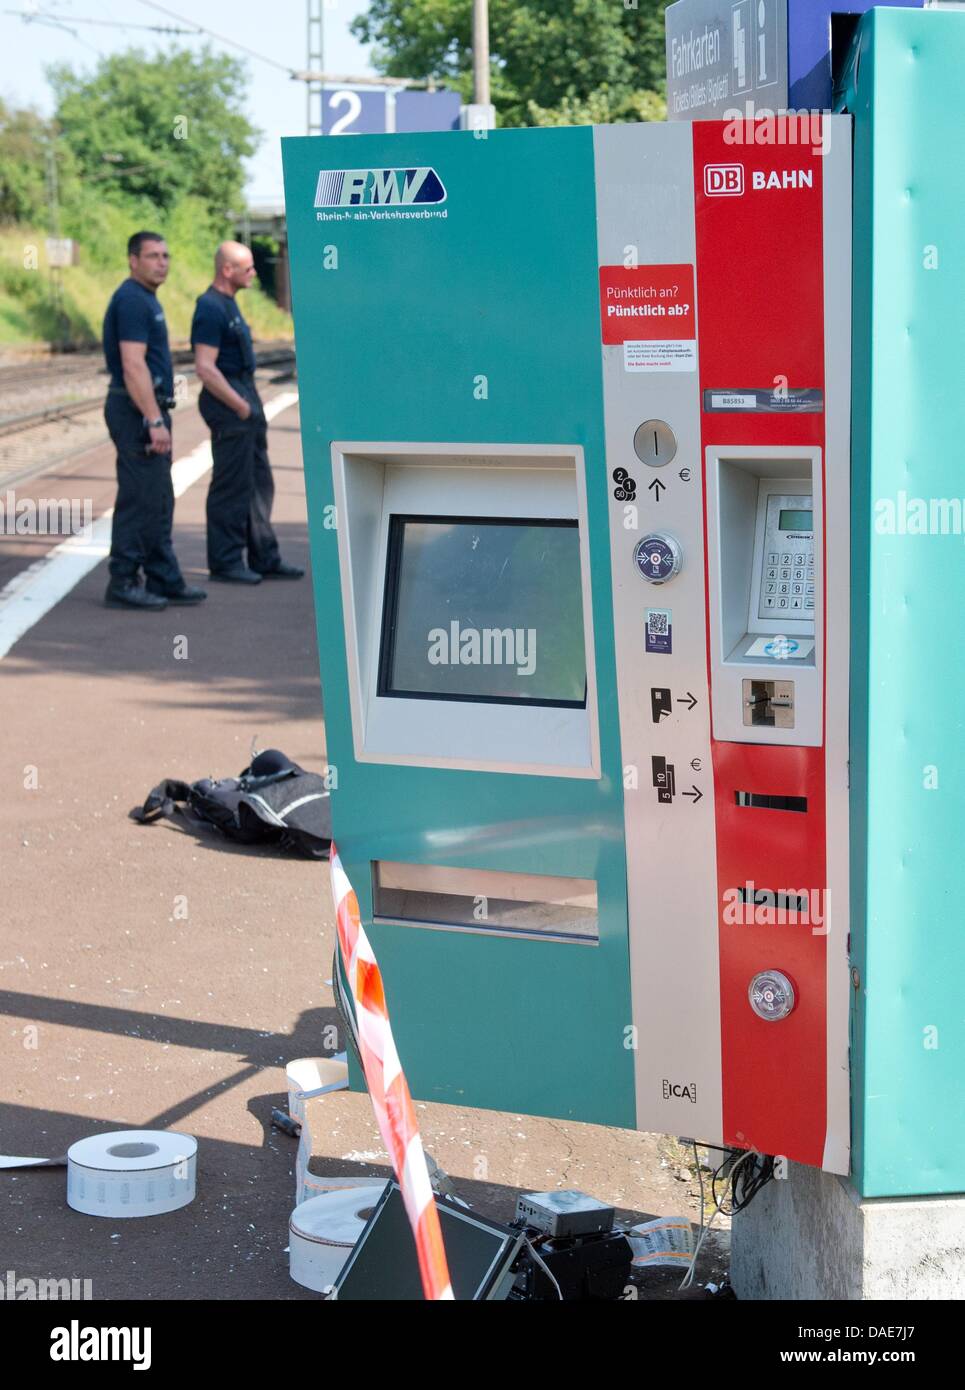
[146,583,208,605]
[104,580,168,611]
[209,567,262,585]
[254,561,305,580]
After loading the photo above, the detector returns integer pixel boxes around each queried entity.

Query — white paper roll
[289,1184,386,1292]
[67,1129,197,1218]
[285,1055,349,1205]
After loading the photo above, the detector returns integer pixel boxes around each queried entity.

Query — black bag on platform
[134,748,332,859]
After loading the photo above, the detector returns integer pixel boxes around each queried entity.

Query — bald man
[191,241,303,583]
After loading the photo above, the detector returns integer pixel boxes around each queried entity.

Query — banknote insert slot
[735,791,808,813]
[736,886,809,913]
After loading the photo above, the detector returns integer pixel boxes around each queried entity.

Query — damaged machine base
[732,1161,965,1300]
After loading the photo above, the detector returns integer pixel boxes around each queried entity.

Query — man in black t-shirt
[102,230,206,610]
[191,241,303,584]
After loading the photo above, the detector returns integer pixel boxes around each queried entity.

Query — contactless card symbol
[634,533,682,585]
[764,636,798,659]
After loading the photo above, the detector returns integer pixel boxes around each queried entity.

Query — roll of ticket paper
[289,1184,387,1292]
[66,1130,197,1218]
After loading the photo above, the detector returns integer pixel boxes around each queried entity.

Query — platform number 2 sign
[326,90,363,136]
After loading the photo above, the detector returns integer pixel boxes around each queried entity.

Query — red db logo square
[704,163,744,196]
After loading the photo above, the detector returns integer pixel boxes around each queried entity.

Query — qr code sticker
[645,608,672,654]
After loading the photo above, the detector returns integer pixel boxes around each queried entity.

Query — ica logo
[662,1079,698,1103]
[704,163,744,196]
[314,167,447,208]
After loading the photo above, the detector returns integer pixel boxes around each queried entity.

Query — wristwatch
[144,416,164,429]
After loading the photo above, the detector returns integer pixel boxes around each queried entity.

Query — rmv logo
[704,163,744,196]
[314,167,447,208]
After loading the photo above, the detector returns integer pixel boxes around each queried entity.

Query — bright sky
[0,0,377,202]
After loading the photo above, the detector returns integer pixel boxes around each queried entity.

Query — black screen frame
[376,513,588,709]
[333,1180,523,1301]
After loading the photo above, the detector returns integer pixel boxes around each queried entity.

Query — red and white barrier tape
[329,844,453,1301]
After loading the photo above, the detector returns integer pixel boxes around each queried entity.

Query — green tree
[352,0,669,127]
[0,100,58,225]
[48,46,259,218]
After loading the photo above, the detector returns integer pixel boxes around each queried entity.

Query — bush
[0,46,291,349]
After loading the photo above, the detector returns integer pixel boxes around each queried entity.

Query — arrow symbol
[682,786,703,804]
[675,691,698,711]
[648,477,666,501]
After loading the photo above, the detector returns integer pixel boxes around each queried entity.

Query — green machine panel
[848,6,965,1197]
[281,128,636,1127]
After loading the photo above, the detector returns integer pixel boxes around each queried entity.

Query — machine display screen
[378,515,587,706]
[779,509,813,532]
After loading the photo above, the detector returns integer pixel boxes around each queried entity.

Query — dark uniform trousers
[200,374,282,574]
[105,390,183,589]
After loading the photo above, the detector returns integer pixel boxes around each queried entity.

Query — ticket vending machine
[282,115,852,1174]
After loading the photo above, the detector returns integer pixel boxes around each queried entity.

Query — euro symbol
[679,467,691,482]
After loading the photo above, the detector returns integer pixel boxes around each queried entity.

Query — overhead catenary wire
[134,0,299,75]
[5,3,102,54]
[134,1,420,90]
[3,7,194,33]
[10,3,426,92]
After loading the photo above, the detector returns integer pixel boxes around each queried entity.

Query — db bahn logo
[314,166,447,208]
[704,163,744,196]
[662,1079,698,1103]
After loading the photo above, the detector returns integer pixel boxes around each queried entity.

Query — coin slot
[632,419,677,468]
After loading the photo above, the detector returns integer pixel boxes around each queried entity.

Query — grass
[0,196,291,349]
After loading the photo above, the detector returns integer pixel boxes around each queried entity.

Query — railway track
[0,345,296,488]
[0,355,111,389]
[0,346,296,438]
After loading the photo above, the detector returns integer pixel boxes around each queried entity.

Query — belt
[107,386,175,410]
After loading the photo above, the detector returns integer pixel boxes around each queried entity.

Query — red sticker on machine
[599,264,696,372]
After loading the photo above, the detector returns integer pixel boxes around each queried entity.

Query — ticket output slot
[705,448,823,747]
[742,677,795,729]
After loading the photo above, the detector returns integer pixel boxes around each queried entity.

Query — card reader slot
[734,791,808,813]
